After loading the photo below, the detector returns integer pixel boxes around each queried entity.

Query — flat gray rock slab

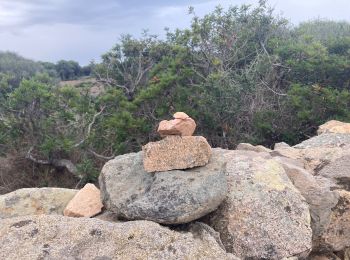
[99,150,227,224]
[294,133,350,149]
[0,188,77,219]
[0,215,236,260]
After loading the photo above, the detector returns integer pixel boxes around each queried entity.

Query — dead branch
[88,149,115,160]
[73,106,105,148]
[26,147,82,179]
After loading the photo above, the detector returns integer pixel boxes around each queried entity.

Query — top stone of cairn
[157,112,196,137]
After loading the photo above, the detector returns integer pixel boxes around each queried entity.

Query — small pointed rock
[64,183,103,218]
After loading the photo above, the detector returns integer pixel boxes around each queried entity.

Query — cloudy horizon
[0,0,349,65]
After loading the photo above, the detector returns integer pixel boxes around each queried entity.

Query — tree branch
[26,147,83,179]
[73,106,105,148]
[88,149,115,160]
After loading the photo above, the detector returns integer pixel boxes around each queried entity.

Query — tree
[94,33,171,101]
[56,60,82,81]
[1,74,102,180]
[0,51,45,88]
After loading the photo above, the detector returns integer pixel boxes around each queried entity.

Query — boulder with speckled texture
[0,188,77,219]
[157,112,196,137]
[99,149,226,224]
[143,135,211,172]
[317,120,350,135]
[204,149,312,259]
[0,215,238,260]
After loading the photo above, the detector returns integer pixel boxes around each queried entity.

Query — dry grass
[58,77,105,97]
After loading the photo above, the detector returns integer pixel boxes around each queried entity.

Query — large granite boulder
[204,149,312,259]
[0,215,237,260]
[143,135,211,172]
[294,133,350,149]
[273,156,339,248]
[99,149,227,224]
[318,155,350,190]
[273,140,350,172]
[0,188,77,219]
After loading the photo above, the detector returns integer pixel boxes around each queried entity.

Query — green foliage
[0,51,46,87]
[76,158,99,183]
[56,60,82,81]
[1,2,350,185]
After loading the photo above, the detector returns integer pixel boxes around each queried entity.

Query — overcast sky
[0,0,349,65]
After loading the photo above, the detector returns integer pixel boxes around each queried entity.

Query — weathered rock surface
[64,183,103,217]
[143,135,211,172]
[300,146,350,172]
[274,142,291,149]
[344,248,350,260]
[236,142,272,153]
[308,252,342,260]
[99,149,227,224]
[273,140,350,172]
[158,112,196,137]
[294,133,350,149]
[272,145,302,161]
[273,156,339,245]
[322,190,350,251]
[318,120,350,135]
[318,155,350,190]
[0,188,77,219]
[204,149,312,259]
[0,215,237,260]
[94,210,120,222]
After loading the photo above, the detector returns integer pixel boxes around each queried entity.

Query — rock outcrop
[271,125,350,255]
[0,188,77,219]
[0,215,236,260]
[64,183,103,217]
[273,156,339,245]
[3,119,350,259]
[204,149,312,259]
[294,133,350,149]
[143,135,211,172]
[236,142,272,153]
[322,190,350,251]
[99,149,227,224]
[318,155,350,190]
[318,120,350,135]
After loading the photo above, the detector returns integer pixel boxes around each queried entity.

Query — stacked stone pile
[1,118,350,259]
[100,112,228,224]
[143,112,211,172]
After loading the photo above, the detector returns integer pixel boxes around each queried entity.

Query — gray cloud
[0,0,349,65]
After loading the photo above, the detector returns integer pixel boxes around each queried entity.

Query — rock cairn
[143,112,212,172]
[99,112,227,224]
[3,119,350,259]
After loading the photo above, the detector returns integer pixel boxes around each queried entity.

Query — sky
[0,0,349,65]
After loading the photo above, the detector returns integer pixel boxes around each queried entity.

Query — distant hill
[0,51,47,87]
[0,51,91,87]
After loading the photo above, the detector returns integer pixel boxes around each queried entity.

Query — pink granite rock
[64,183,103,217]
[157,112,196,137]
[143,135,211,172]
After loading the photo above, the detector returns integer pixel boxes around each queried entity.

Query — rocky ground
[1,117,350,259]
